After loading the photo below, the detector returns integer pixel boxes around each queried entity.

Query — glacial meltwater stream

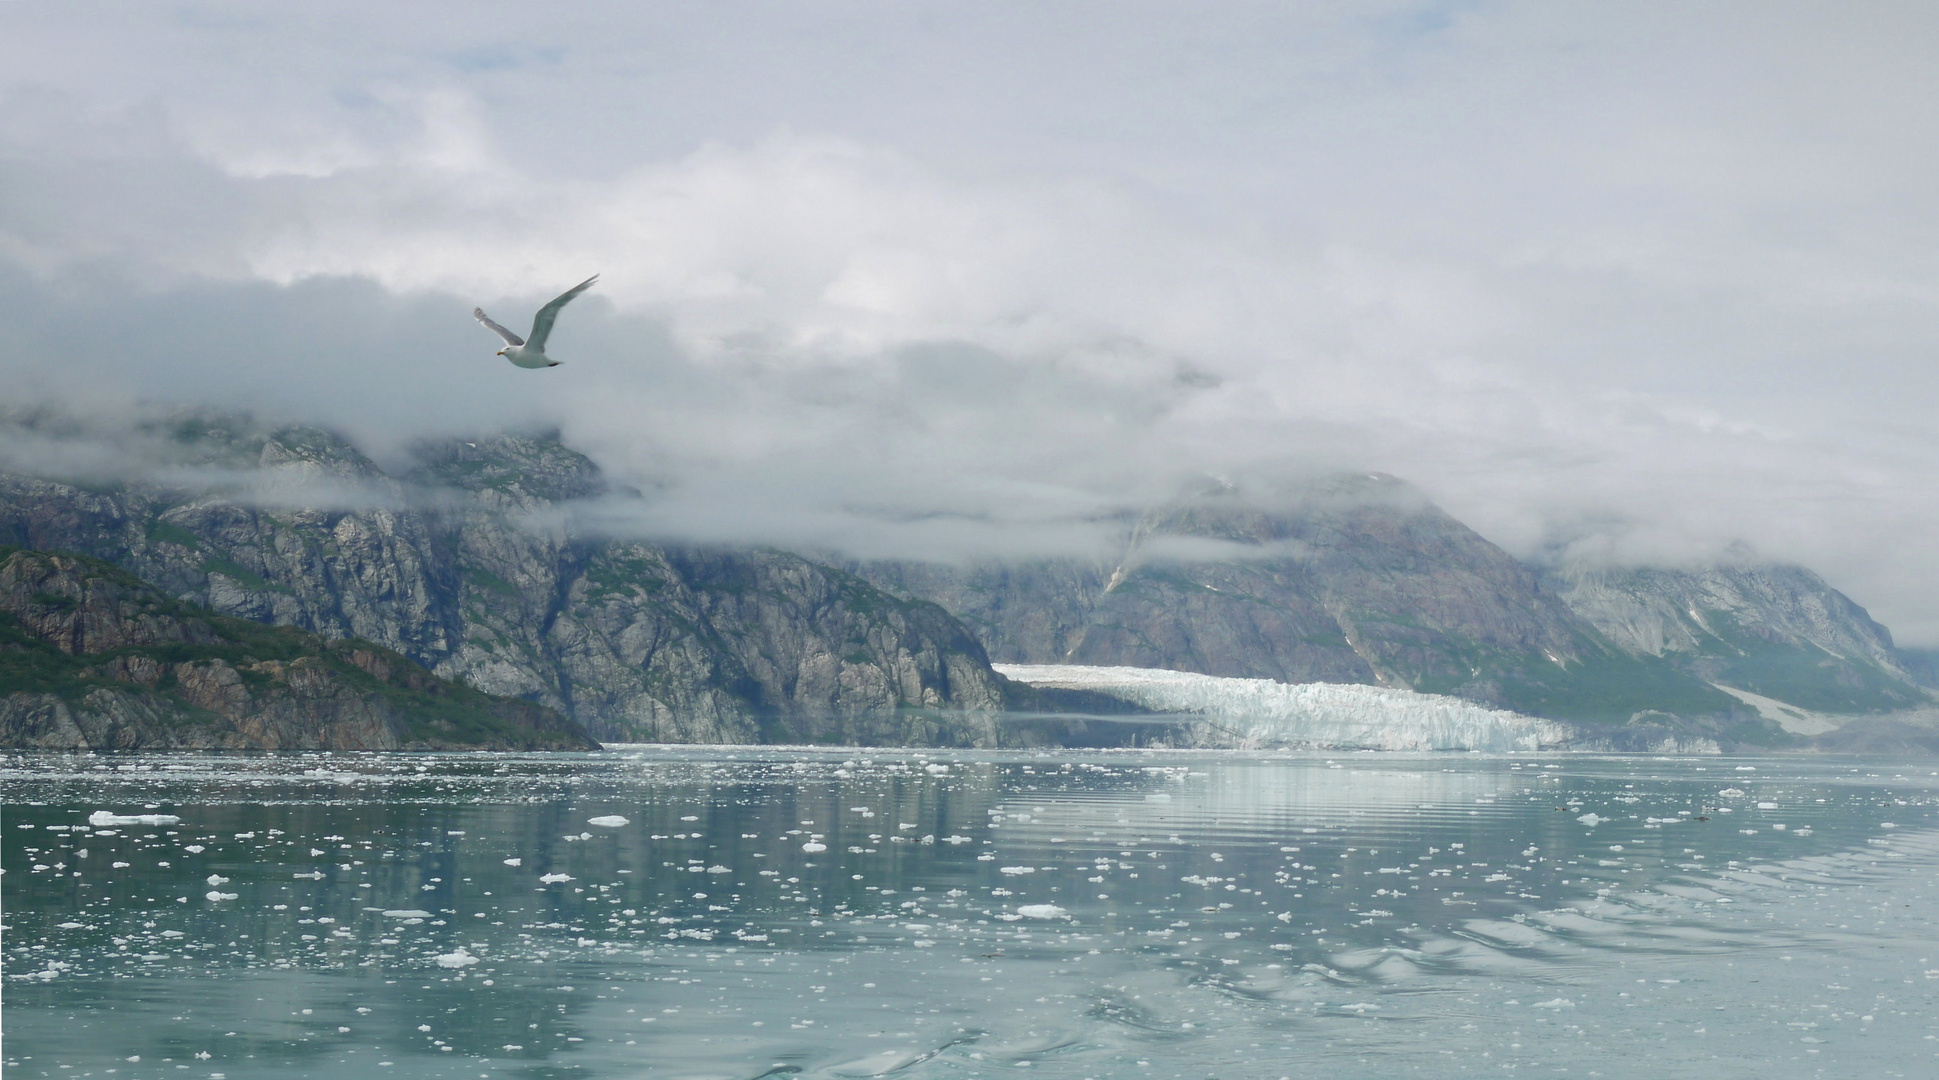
[3,749,1937,1079]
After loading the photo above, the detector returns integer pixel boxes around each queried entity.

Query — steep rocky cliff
[0,548,595,750]
[0,420,1009,744]
[1544,562,1930,715]
[861,476,1763,728]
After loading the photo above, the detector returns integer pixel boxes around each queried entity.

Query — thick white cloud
[4,2,1939,639]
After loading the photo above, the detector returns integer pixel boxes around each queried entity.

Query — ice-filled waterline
[3,748,1937,1079]
[1000,663,1575,751]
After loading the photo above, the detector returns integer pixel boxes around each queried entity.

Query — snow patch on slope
[997,664,1574,751]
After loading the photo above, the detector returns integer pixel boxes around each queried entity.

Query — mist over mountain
[6,4,1939,645]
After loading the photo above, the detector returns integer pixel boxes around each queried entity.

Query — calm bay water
[3,748,1937,1079]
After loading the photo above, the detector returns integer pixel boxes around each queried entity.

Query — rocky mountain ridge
[1544,562,1928,717]
[859,476,1932,730]
[0,419,1011,745]
[0,547,595,750]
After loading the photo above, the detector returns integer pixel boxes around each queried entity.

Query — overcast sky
[5,2,1939,640]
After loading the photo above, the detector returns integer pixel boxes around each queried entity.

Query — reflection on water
[4,748,1937,1079]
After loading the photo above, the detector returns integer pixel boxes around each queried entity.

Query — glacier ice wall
[997,664,1577,752]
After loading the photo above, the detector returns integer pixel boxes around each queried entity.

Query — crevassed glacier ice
[997,664,1575,751]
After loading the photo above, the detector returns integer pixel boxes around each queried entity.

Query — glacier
[996,664,1578,751]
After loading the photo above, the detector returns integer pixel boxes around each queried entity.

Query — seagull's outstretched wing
[526,274,599,351]
[474,308,525,347]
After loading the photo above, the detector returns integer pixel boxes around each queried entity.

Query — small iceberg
[587,816,630,827]
[1015,904,1067,919]
[89,811,180,827]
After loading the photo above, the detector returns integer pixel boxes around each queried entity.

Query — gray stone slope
[0,548,596,751]
[0,421,1008,744]
[1544,562,1930,715]
[858,475,1920,729]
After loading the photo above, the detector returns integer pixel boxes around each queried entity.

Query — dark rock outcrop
[0,548,597,750]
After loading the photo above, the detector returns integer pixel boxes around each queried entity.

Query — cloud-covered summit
[4,2,1937,639]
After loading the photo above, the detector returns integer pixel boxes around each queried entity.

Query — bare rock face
[0,422,1008,744]
[861,476,1936,730]
[1545,562,1930,715]
[0,549,596,750]
[860,476,1760,727]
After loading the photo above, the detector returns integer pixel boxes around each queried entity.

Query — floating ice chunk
[434,949,479,968]
[89,811,180,826]
[1016,904,1066,919]
[206,874,230,886]
[1576,814,1603,826]
[1000,866,1035,875]
[503,858,523,867]
[382,909,433,919]
[1531,998,1576,1009]
[294,871,325,880]
[587,816,630,828]
[206,891,237,901]
[1756,802,1778,809]
[1718,788,1746,797]
[801,842,827,853]
[540,873,574,884]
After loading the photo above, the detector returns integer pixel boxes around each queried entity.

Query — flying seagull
[474,274,599,368]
